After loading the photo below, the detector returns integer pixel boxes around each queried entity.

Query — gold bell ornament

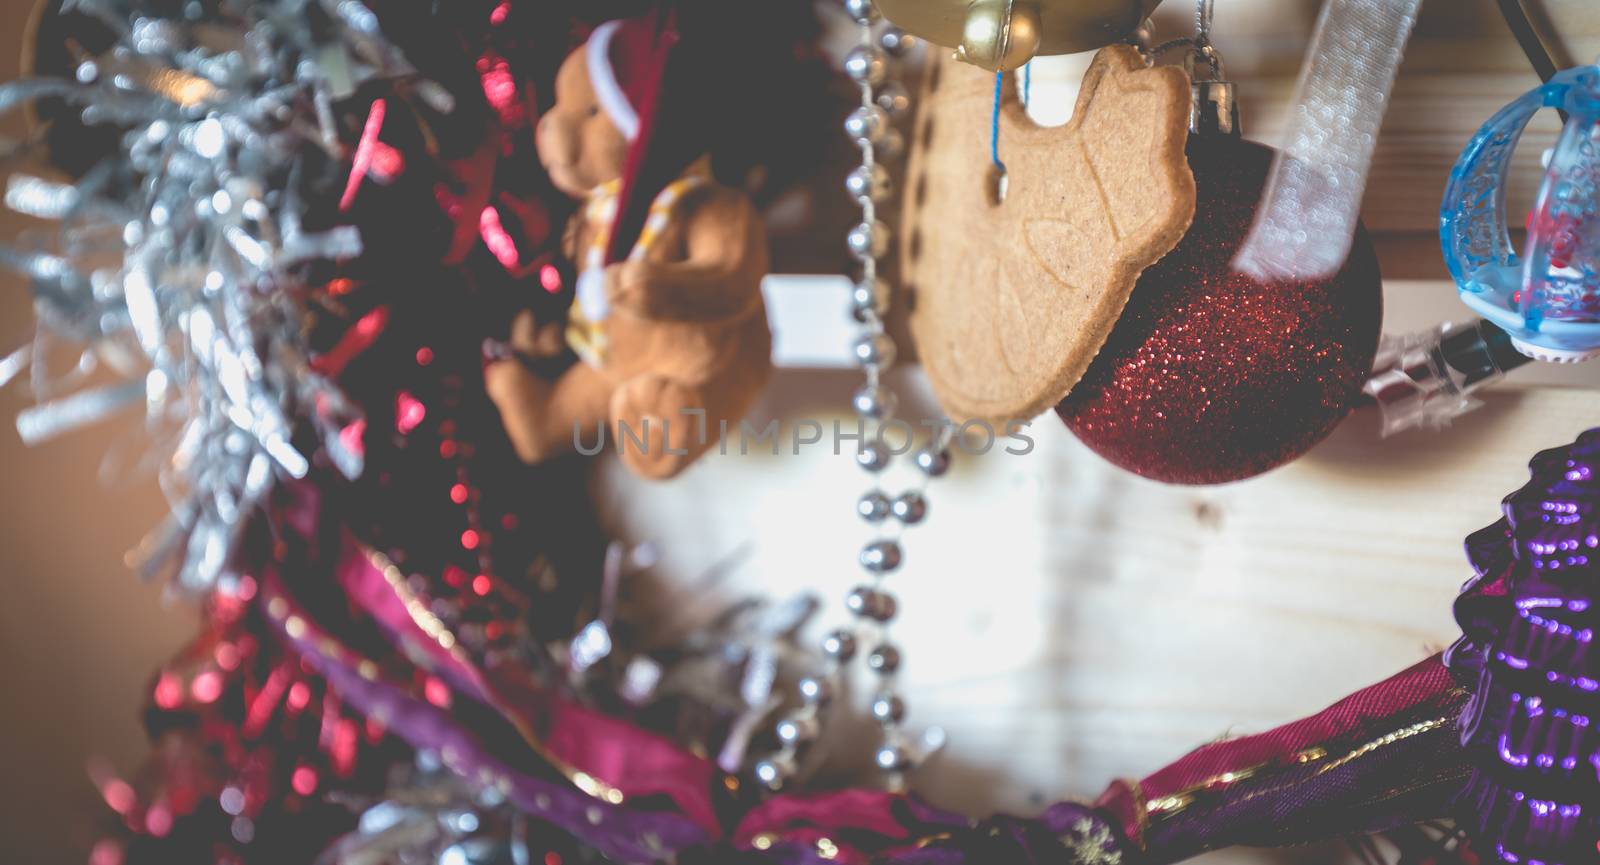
[873,0,1164,71]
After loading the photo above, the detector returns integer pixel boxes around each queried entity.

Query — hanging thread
[989,71,1005,173]
[990,62,1029,185]
[1151,0,1222,78]
[1494,0,1570,121]
[1495,0,1565,83]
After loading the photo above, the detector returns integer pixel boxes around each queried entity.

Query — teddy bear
[485,12,773,480]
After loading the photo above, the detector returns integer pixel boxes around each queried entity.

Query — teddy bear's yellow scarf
[566,160,712,367]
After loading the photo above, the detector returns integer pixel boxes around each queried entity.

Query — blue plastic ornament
[1442,65,1600,362]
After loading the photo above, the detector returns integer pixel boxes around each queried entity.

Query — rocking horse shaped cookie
[902,45,1195,423]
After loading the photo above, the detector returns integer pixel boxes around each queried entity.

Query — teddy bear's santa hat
[585,10,717,264]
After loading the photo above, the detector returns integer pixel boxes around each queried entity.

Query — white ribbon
[1232,0,1422,281]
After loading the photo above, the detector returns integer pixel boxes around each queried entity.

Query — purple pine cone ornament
[1446,428,1600,865]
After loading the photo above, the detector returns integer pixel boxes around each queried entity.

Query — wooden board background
[1,1,1599,864]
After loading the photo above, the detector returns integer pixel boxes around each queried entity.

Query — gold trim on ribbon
[1146,764,1264,818]
[353,545,628,806]
[1141,714,1456,825]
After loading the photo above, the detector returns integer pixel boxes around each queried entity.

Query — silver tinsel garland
[0,0,446,594]
[319,756,538,865]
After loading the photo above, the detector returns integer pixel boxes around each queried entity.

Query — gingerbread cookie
[901,45,1195,423]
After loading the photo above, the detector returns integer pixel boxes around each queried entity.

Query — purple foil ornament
[1446,428,1600,865]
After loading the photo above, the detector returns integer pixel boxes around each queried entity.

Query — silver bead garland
[759,1,945,793]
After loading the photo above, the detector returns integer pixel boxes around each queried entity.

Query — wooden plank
[598,381,1599,841]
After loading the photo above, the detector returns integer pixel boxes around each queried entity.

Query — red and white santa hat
[583,10,718,264]
[585,20,645,143]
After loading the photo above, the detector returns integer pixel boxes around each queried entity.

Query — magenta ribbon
[328,527,727,834]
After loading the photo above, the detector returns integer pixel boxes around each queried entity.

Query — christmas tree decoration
[1446,428,1600,865]
[483,10,774,480]
[902,44,1195,424]
[1442,63,1600,363]
[1357,1,1579,439]
[1057,52,1384,485]
[873,0,1165,71]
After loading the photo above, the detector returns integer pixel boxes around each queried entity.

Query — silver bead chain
[756,1,950,793]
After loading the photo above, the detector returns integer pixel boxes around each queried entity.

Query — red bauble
[1055,135,1383,485]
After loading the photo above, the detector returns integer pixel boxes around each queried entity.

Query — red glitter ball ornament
[1056,134,1383,485]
